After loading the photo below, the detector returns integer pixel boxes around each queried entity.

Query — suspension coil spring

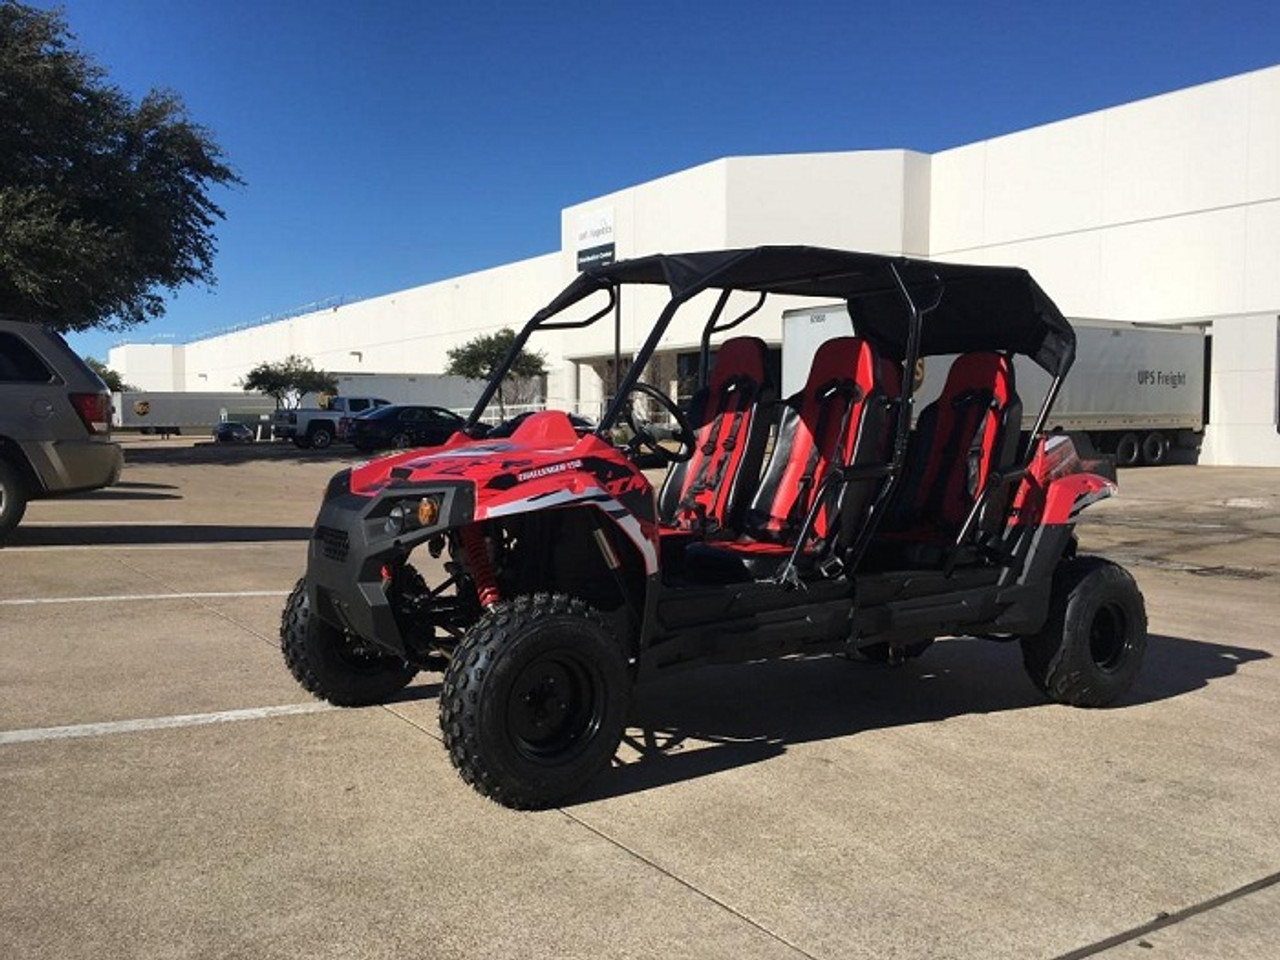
[460,524,499,609]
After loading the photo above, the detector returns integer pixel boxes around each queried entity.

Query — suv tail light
[70,392,111,434]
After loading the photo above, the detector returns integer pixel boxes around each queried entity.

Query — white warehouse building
[113,65,1280,466]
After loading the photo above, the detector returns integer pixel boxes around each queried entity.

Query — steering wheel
[621,382,695,465]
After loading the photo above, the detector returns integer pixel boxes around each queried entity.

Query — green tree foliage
[0,2,241,333]
[445,327,547,417]
[83,355,134,392]
[239,355,338,409]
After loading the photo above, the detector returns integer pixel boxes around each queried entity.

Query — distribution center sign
[575,208,615,270]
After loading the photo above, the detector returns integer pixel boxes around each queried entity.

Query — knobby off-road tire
[440,593,630,810]
[0,458,29,540]
[280,578,416,706]
[1021,556,1147,707]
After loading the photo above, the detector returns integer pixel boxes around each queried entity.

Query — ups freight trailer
[782,306,1205,466]
[112,391,277,437]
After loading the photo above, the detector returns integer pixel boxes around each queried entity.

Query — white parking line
[0,702,335,745]
[8,542,299,552]
[0,590,290,606]
[18,520,183,526]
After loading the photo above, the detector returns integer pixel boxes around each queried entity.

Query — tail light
[70,392,111,435]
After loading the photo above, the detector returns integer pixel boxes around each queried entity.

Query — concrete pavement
[1,440,1276,958]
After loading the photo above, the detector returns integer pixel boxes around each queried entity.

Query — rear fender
[1008,433,1116,528]
[1043,472,1115,525]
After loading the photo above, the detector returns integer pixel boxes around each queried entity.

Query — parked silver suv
[0,318,124,540]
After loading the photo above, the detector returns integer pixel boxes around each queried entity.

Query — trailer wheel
[1021,557,1147,707]
[1113,432,1140,468]
[1140,431,1169,466]
[440,593,629,809]
[280,578,417,706]
[0,458,29,540]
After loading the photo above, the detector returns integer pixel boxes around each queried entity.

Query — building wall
[111,343,185,391]
[112,66,1280,464]
[114,252,564,394]
[928,64,1280,464]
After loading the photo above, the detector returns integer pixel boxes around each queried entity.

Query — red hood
[347,411,644,510]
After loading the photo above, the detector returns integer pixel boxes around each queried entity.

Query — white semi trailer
[112,391,277,436]
[782,305,1205,466]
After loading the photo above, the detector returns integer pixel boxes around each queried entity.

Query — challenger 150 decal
[518,460,583,482]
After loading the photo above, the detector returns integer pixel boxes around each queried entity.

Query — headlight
[383,495,442,536]
[385,503,408,535]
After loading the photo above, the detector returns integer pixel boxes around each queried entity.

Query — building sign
[576,208,615,270]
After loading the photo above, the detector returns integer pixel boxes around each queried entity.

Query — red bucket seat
[657,336,774,536]
[876,351,1022,565]
[684,336,890,582]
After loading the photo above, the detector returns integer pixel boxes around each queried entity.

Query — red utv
[281,247,1147,809]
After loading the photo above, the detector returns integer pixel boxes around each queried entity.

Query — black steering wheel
[620,381,695,465]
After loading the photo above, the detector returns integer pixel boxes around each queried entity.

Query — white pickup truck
[272,396,390,449]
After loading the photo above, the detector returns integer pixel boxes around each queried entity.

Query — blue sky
[45,0,1280,364]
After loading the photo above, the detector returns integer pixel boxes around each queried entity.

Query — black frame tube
[697,291,766,388]
[464,287,617,432]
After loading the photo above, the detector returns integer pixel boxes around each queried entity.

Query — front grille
[315,525,350,562]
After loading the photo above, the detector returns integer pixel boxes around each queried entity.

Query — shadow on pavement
[1132,632,1270,702]
[58,488,183,502]
[6,523,312,546]
[121,443,358,467]
[387,681,443,705]
[573,632,1268,804]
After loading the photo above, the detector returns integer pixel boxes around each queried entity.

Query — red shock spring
[460,524,499,609]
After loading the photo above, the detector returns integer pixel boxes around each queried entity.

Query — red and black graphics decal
[484,485,660,574]
[486,458,583,491]
[1007,434,1115,528]
[485,453,636,489]
[343,418,658,532]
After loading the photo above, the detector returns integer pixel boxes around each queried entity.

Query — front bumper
[305,474,474,657]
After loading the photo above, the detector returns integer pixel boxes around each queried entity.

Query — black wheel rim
[506,649,604,764]
[327,622,397,672]
[1089,602,1129,672]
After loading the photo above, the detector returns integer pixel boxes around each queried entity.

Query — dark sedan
[348,404,472,452]
[212,421,255,443]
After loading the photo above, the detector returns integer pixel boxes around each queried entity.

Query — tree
[0,2,241,333]
[239,355,338,409]
[445,328,547,418]
[83,356,134,393]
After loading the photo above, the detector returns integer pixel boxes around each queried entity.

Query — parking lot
[1,436,1277,960]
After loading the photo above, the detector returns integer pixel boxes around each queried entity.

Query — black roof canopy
[550,246,1075,377]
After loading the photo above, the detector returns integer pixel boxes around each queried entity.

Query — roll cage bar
[464,246,1076,508]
